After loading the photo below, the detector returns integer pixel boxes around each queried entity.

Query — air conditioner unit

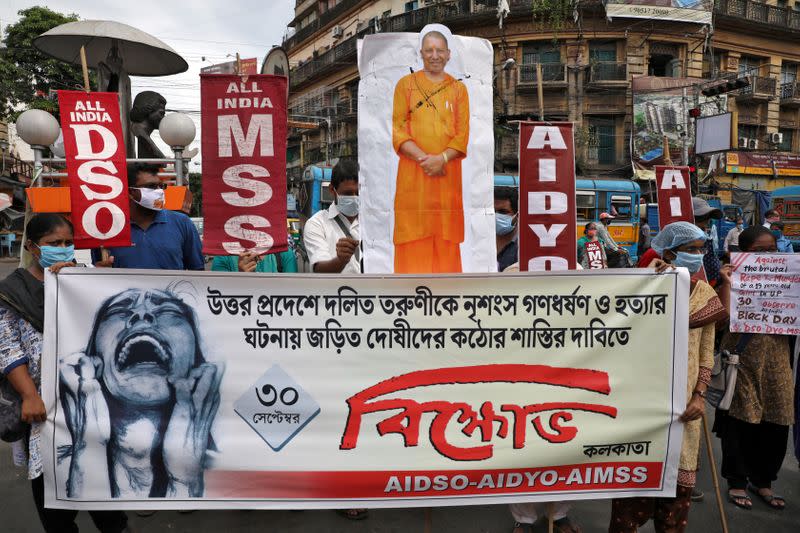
[771,132,784,145]
[738,137,749,148]
[748,138,759,150]
[332,25,343,38]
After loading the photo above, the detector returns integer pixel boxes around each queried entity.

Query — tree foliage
[0,6,88,120]
[188,172,202,218]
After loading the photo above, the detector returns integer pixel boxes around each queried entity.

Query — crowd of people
[0,161,796,533]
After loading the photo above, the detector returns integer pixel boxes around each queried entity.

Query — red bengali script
[340,364,618,461]
[205,462,663,499]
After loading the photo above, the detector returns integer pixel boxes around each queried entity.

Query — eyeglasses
[677,246,705,254]
[135,183,167,190]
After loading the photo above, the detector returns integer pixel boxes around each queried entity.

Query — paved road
[0,258,797,532]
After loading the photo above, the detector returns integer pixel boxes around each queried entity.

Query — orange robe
[392,71,469,273]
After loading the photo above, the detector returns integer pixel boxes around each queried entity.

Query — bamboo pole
[79,45,90,91]
[537,62,545,121]
[547,502,555,533]
[701,412,729,533]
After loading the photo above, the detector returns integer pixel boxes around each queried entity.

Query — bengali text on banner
[43,269,689,510]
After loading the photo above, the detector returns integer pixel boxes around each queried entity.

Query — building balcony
[736,75,776,102]
[586,62,628,88]
[780,81,800,108]
[516,63,567,90]
[284,0,366,51]
[715,0,800,34]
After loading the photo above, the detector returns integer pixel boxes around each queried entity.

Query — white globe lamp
[16,109,61,148]
[159,113,196,149]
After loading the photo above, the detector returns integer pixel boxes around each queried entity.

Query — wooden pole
[536,62,545,121]
[423,507,432,533]
[79,45,90,92]
[547,503,555,533]
[663,135,673,165]
[701,412,729,533]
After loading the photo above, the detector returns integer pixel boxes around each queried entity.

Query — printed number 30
[256,384,299,406]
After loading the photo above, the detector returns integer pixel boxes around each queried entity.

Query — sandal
[553,516,582,533]
[727,489,752,510]
[511,522,532,533]
[336,508,369,520]
[747,483,785,510]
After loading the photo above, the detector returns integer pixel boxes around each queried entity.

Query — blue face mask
[496,213,515,236]
[672,251,704,274]
[36,244,75,268]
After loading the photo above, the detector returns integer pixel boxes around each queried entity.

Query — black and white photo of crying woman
[57,284,223,499]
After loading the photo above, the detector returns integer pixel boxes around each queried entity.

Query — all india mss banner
[42,269,689,510]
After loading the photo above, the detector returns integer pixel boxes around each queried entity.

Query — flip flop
[553,516,582,533]
[336,509,369,520]
[747,483,785,510]
[511,522,532,533]
[727,489,752,510]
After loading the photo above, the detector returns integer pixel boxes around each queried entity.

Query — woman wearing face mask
[609,222,727,533]
[713,226,793,511]
[576,222,607,269]
[0,214,130,532]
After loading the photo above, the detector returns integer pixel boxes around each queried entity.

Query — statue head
[130,91,167,130]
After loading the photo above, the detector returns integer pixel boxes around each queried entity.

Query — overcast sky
[1,0,295,167]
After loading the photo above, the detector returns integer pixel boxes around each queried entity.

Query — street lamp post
[159,113,197,186]
[0,138,9,175]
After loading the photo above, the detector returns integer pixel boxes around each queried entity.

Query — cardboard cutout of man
[392,24,469,273]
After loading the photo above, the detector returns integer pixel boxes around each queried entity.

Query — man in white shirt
[763,209,780,229]
[303,159,361,274]
[724,217,745,252]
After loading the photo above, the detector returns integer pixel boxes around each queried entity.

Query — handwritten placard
[730,252,800,335]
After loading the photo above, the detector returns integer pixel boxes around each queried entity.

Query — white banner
[43,269,689,510]
[729,252,800,335]
[357,31,496,274]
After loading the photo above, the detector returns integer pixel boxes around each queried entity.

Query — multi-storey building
[283,0,800,203]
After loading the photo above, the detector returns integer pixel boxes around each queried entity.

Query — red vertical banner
[519,122,576,271]
[58,91,131,249]
[584,241,607,269]
[654,166,694,227]
[201,75,288,256]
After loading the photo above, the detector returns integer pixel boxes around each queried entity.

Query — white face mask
[132,187,165,211]
[336,195,359,217]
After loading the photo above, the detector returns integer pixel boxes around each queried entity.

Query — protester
[690,197,722,285]
[0,214,130,533]
[723,217,745,253]
[770,222,794,252]
[713,226,794,511]
[494,186,518,272]
[763,209,780,229]
[303,159,361,274]
[93,163,204,270]
[609,222,727,532]
[577,221,607,269]
[211,247,298,273]
[596,212,629,267]
[638,213,651,258]
[302,159,366,520]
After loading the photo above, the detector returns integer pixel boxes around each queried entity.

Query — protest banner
[519,122,577,271]
[201,74,288,256]
[43,269,689,510]
[584,241,607,269]
[655,166,693,227]
[358,27,495,273]
[58,90,131,249]
[729,252,800,335]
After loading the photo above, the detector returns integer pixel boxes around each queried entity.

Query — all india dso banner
[42,269,689,510]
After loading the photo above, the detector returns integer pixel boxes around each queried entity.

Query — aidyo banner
[43,269,689,510]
